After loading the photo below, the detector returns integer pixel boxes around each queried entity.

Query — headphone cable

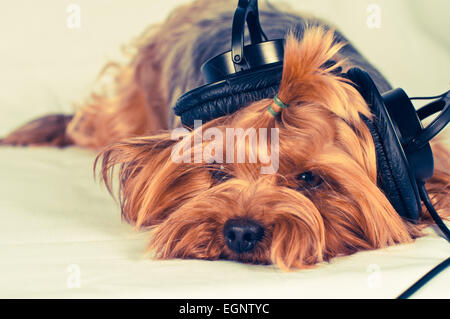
[396,182,450,299]
[418,182,450,241]
[410,92,448,100]
[397,257,450,299]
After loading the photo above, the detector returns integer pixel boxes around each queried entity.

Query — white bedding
[0,0,449,298]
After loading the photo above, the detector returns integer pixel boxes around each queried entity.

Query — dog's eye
[296,171,322,189]
[209,164,233,182]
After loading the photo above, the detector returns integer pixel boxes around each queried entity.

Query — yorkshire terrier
[2,0,449,270]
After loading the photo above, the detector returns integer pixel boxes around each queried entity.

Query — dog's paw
[1,114,73,147]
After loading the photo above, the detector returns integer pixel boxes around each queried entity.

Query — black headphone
[174,0,450,228]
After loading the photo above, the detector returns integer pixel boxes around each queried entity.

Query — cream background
[0,0,449,298]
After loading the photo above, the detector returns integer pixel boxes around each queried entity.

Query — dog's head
[97,27,413,270]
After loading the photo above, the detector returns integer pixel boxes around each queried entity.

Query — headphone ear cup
[346,68,421,222]
[174,64,283,127]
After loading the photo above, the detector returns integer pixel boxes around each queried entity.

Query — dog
[2,0,449,270]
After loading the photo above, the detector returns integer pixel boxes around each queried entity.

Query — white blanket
[0,0,449,298]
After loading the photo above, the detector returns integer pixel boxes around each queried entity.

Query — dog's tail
[0,114,74,147]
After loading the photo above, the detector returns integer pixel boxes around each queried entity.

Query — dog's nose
[223,219,264,253]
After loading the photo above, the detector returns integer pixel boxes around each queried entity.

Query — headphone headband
[405,90,450,153]
[200,0,284,84]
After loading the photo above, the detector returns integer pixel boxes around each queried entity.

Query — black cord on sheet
[418,182,450,241]
[397,257,450,299]
[396,183,450,299]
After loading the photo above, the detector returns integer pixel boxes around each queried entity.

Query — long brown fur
[96,27,448,270]
[2,1,449,270]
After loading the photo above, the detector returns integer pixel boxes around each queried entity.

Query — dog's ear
[96,133,176,226]
[96,130,215,228]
